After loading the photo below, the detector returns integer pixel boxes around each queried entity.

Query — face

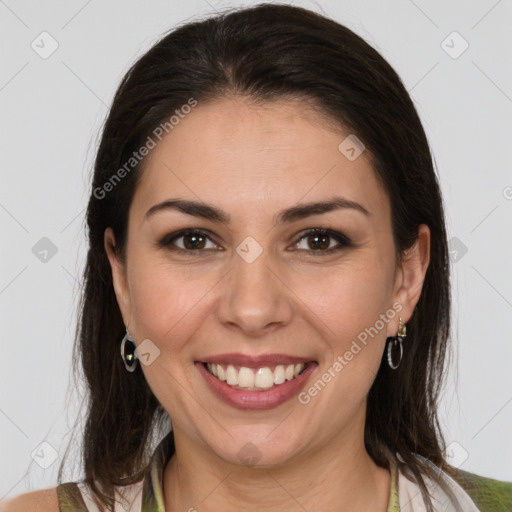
[106,96,429,468]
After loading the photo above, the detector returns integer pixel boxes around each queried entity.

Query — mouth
[203,361,309,391]
[195,354,317,410]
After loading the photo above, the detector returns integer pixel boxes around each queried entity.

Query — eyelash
[157,228,352,255]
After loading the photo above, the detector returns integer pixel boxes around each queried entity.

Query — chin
[207,427,306,469]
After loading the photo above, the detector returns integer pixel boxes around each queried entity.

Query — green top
[450,467,512,512]
[56,432,511,511]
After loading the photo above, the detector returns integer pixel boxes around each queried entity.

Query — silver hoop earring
[387,317,407,370]
[120,329,138,372]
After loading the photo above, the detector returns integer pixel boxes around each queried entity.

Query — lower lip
[196,361,317,410]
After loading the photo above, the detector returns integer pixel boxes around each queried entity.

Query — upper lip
[198,353,315,368]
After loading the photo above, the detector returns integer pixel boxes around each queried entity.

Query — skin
[105,95,430,511]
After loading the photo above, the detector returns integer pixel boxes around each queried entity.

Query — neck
[162,426,391,511]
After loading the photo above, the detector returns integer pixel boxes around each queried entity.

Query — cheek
[298,255,395,342]
[126,260,219,418]
[127,258,217,351]
[293,256,396,408]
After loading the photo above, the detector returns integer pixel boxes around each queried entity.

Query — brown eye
[182,232,207,250]
[294,229,351,253]
[158,230,219,252]
[306,232,331,250]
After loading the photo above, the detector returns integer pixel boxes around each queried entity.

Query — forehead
[131,96,389,221]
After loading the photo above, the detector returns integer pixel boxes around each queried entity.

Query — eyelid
[156,229,221,251]
[292,228,352,252]
[157,227,352,253]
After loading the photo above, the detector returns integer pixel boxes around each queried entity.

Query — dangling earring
[387,317,407,370]
[120,329,138,372]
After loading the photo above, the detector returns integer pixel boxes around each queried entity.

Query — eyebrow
[144,196,370,224]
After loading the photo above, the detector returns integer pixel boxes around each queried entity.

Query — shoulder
[0,487,59,512]
[450,467,512,512]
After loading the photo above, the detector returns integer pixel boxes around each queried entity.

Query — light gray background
[1,0,511,500]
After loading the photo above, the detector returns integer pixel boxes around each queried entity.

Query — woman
[3,3,511,511]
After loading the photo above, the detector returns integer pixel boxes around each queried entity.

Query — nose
[216,244,294,337]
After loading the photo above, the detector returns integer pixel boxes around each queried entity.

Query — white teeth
[226,364,238,386]
[205,362,307,390]
[273,365,286,385]
[238,366,255,388]
[255,367,274,389]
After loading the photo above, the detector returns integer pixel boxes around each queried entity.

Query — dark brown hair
[59,3,457,510]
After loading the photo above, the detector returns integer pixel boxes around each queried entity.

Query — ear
[104,227,132,326]
[388,224,430,335]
